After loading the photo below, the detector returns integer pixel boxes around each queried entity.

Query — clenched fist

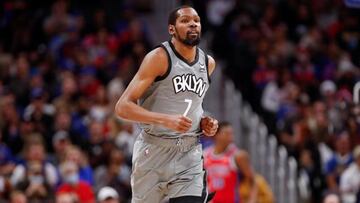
[162,115,192,133]
[200,116,218,136]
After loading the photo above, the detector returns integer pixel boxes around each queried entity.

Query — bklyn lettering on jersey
[172,74,207,97]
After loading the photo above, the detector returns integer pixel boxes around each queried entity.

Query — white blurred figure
[207,0,235,27]
[90,85,110,122]
[323,193,341,203]
[114,119,137,159]
[55,192,78,203]
[98,186,119,203]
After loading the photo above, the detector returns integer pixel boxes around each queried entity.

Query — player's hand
[163,115,192,133]
[200,116,218,136]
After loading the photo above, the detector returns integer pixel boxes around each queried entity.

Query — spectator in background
[206,0,235,29]
[340,146,360,203]
[0,131,15,200]
[97,186,120,203]
[252,55,276,90]
[87,120,107,168]
[10,136,58,190]
[55,192,79,203]
[43,0,77,37]
[23,87,55,148]
[69,95,91,146]
[261,68,291,134]
[57,161,95,203]
[78,66,101,98]
[49,130,72,165]
[298,147,326,203]
[82,27,118,69]
[89,85,110,123]
[107,73,125,110]
[7,55,31,108]
[53,108,88,148]
[348,106,360,148]
[84,8,112,34]
[110,117,136,162]
[323,193,341,203]
[53,74,78,113]
[279,115,309,158]
[15,160,53,202]
[292,46,316,89]
[9,190,27,203]
[0,93,24,154]
[94,147,131,202]
[326,133,353,192]
[237,151,274,203]
[63,145,93,186]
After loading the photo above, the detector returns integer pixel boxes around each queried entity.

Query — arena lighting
[354,81,360,104]
[345,0,360,8]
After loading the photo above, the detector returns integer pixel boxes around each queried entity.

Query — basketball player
[204,122,242,203]
[115,5,218,203]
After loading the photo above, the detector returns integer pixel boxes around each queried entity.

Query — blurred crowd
[185,0,360,202]
[0,0,153,202]
[1,0,360,203]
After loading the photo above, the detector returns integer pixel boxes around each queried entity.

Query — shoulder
[343,163,357,175]
[206,54,216,75]
[145,46,169,64]
[138,46,169,77]
[340,164,357,187]
[207,55,215,65]
[14,164,26,173]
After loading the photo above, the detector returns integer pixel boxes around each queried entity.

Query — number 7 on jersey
[183,99,192,117]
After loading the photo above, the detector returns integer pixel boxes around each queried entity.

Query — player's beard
[175,28,201,46]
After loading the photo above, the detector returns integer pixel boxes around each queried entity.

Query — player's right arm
[115,47,192,133]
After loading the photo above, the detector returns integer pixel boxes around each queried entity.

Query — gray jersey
[139,41,210,138]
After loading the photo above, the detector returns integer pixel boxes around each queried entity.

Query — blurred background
[0,0,359,203]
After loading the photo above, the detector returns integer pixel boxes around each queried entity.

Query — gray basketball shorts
[131,132,208,203]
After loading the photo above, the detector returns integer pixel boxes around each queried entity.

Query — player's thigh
[168,144,205,199]
[131,184,165,203]
[131,140,163,202]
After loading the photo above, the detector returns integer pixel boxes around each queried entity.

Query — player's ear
[168,24,175,36]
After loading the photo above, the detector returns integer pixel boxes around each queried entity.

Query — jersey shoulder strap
[154,41,173,82]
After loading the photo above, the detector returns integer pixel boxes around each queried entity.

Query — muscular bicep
[119,48,168,102]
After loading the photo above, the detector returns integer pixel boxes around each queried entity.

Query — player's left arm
[235,150,258,203]
[200,55,218,136]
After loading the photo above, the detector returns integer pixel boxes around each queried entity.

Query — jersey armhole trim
[205,53,211,84]
[155,44,172,82]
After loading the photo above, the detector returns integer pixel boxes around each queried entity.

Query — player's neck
[213,144,227,154]
[171,38,197,63]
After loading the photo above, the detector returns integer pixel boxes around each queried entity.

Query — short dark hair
[168,5,193,26]
[218,121,231,132]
